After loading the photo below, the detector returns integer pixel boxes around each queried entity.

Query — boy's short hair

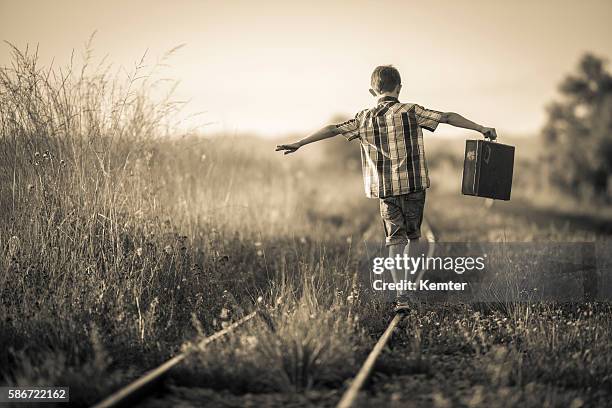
[371,65,401,93]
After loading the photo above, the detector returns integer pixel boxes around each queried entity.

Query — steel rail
[336,313,403,408]
[336,217,437,408]
[93,219,437,408]
[91,311,257,408]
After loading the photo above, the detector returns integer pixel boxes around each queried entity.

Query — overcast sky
[2,0,611,137]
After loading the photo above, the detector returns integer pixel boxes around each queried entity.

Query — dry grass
[1,44,611,407]
[0,42,375,405]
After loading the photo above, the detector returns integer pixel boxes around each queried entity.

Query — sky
[1,0,612,138]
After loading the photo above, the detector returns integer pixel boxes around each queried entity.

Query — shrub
[542,53,612,200]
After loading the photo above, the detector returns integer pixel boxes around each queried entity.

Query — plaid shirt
[335,96,443,198]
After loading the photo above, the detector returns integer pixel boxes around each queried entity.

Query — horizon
[2,0,611,138]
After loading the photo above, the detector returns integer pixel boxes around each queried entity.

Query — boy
[276,65,497,312]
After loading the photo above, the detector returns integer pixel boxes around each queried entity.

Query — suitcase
[461,140,515,200]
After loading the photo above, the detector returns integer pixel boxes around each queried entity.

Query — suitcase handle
[482,127,497,142]
[484,134,497,142]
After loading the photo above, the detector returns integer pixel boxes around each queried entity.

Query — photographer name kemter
[371,254,486,292]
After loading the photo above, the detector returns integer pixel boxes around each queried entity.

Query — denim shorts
[379,190,426,247]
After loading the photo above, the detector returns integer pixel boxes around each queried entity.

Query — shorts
[379,190,426,247]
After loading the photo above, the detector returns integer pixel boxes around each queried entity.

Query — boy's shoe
[393,293,414,314]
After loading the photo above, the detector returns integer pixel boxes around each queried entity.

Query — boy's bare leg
[388,243,407,298]
[389,239,421,294]
[403,238,421,300]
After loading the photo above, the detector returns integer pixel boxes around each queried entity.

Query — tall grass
[2,42,611,408]
[0,40,198,401]
[0,43,376,405]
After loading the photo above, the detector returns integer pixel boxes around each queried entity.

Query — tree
[542,53,612,199]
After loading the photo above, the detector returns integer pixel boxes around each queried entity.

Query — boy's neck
[378,92,400,100]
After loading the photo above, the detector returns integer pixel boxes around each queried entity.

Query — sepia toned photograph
[1,1,612,407]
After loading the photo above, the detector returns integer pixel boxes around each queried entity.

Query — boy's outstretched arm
[440,112,498,140]
[275,124,341,155]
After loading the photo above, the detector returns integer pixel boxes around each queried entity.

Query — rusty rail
[91,311,257,408]
[336,313,403,408]
[94,218,437,408]
[337,217,436,408]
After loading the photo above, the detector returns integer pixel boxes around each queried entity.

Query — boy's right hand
[481,127,497,140]
[275,142,302,155]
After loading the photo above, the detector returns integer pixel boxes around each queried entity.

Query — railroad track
[91,312,258,408]
[336,218,436,408]
[91,219,437,408]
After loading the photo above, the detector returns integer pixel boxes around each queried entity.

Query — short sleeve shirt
[335,96,443,198]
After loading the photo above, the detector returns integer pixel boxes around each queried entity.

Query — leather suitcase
[461,140,515,200]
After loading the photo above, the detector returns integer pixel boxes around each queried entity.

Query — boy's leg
[402,191,427,296]
[388,240,420,297]
[380,196,409,299]
[388,243,407,296]
[402,238,418,280]
[380,191,427,309]
[402,238,425,302]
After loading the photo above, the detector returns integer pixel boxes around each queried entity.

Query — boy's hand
[481,127,497,140]
[275,142,302,155]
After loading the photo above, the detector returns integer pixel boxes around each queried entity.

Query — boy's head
[370,65,402,97]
